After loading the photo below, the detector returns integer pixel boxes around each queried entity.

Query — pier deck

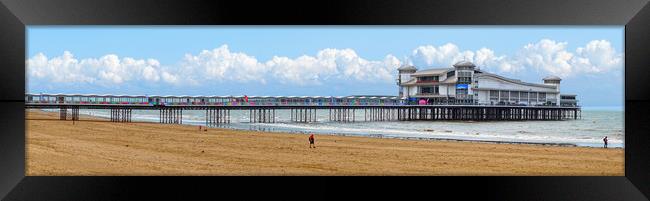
[26,103,581,124]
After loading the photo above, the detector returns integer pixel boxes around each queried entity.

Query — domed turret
[543,75,562,83]
[397,64,417,98]
[543,75,562,89]
[453,61,476,69]
[397,64,417,72]
[397,64,417,85]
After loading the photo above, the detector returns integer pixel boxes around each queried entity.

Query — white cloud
[265,48,400,85]
[178,46,401,86]
[409,43,515,73]
[516,39,623,77]
[265,55,335,85]
[474,48,516,72]
[27,51,164,85]
[573,39,623,73]
[27,51,96,83]
[28,46,403,88]
[408,39,623,78]
[410,43,469,67]
[518,39,574,76]
[142,64,160,82]
[161,71,178,84]
[178,45,268,85]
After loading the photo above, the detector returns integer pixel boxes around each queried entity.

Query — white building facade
[397,61,577,106]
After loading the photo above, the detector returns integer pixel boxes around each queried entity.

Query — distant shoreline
[580,106,624,111]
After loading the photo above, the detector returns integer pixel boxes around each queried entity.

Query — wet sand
[26,110,624,176]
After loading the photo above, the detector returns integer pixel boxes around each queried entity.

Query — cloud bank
[27,39,622,88]
[27,51,167,86]
[408,39,622,77]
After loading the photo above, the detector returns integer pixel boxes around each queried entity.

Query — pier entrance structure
[26,93,581,126]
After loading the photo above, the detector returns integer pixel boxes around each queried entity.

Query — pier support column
[110,108,132,123]
[250,108,275,123]
[59,107,67,120]
[207,108,229,127]
[365,108,368,121]
[290,108,317,123]
[69,107,79,121]
[159,108,181,124]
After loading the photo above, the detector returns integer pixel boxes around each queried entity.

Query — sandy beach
[26,110,624,176]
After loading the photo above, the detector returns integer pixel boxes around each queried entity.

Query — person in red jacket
[309,134,315,148]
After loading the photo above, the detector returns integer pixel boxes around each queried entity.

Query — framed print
[0,0,649,200]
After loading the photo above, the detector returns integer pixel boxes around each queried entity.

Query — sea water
[54,107,624,148]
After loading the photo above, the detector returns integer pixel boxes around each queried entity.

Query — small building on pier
[560,94,578,107]
[397,61,579,106]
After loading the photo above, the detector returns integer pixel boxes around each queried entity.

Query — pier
[206,108,230,126]
[111,108,132,122]
[25,94,581,126]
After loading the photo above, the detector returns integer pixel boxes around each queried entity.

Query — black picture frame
[1,0,649,200]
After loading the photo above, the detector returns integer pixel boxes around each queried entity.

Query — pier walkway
[25,94,581,125]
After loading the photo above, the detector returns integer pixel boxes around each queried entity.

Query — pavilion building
[396,61,578,106]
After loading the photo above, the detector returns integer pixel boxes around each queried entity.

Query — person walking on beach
[309,134,315,148]
[603,136,608,148]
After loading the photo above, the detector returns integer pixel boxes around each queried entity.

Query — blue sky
[26,26,623,107]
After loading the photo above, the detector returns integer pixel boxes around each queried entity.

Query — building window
[538,93,546,102]
[456,88,468,99]
[447,70,455,78]
[419,86,439,94]
[530,92,537,101]
[546,93,555,102]
[457,71,472,84]
[458,77,472,83]
[490,90,499,100]
[561,95,575,100]
[500,90,508,101]
[510,91,519,102]
[417,76,439,83]
[520,92,529,102]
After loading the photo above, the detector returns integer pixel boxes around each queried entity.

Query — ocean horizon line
[580,106,623,111]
